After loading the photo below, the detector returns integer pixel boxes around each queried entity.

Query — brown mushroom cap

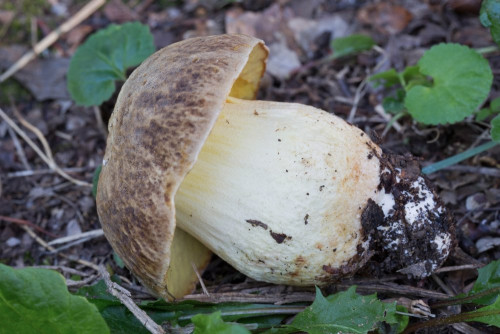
[96,34,268,299]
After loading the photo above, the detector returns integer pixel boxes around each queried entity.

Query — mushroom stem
[175,97,382,285]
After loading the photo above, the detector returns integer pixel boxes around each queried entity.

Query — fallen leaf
[357,3,413,35]
[103,0,138,23]
[0,46,70,101]
[65,25,94,51]
[226,4,301,79]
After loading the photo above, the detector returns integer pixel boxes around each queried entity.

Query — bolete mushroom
[97,34,454,300]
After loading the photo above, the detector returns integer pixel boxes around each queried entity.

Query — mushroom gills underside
[175,96,382,285]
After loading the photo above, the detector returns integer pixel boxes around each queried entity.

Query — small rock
[266,42,301,79]
[66,219,82,237]
[6,237,21,247]
[465,193,487,211]
[476,237,500,253]
[66,115,86,131]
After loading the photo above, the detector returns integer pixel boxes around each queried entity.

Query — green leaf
[492,116,500,142]
[192,311,251,334]
[0,264,109,334]
[78,281,299,332]
[401,65,424,85]
[404,43,493,125]
[67,22,155,106]
[403,66,431,90]
[76,279,121,311]
[331,34,376,59]
[286,286,399,334]
[370,69,401,89]
[470,260,500,304]
[382,89,406,114]
[476,108,493,122]
[92,165,102,198]
[113,251,125,269]
[491,96,500,112]
[481,0,500,45]
[465,296,500,327]
[476,97,500,121]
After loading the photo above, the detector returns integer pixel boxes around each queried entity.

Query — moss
[0,0,49,17]
[0,79,32,105]
[0,0,50,45]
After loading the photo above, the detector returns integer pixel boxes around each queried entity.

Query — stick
[21,224,100,272]
[0,106,91,187]
[48,229,104,246]
[99,266,165,334]
[0,0,106,83]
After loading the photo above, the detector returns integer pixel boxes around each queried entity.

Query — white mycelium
[404,177,443,226]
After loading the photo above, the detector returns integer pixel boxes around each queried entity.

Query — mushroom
[96,34,455,300]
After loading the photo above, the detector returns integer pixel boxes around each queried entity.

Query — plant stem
[177,305,306,322]
[402,308,500,334]
[421,141,499,175]
[476,45,500,54]
[431,287,500,308]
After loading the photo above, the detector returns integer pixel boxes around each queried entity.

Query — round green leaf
[481,0,500,45]
[0,264,109,334]
[192,311,250,334]
[67,22,155,107]
[404,43,493,125]
[491,115,500,142]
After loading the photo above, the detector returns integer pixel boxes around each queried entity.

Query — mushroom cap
[96,34,268,299]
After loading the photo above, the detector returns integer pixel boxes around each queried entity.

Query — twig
[48,229,104,246]
[432,274,455,296]
[192,262,209,296]
[402,308,500,334]
[34,265,91,277]
[335,282,450,300]
[434,264,483,273]
[452,322,486,334]
[93,106,108,137]
[66,274,98,288]
[0,215,58,238]
[177,306,306,322]
[6,167,89,178]
[0,0,106,83]
[20,224,100,271]
[98,266,165,334]
[347,77,367,123]
[46,236,96,254]
[7,126,31,171]
[11,101,54,162]
[0,106,91,187]
[373,104,403,133]
[181,292,315,304]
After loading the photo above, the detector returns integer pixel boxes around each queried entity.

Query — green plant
[480,0,500,45]
[67,22,155,107]
[370,2,500,174]
[331,34,376,59]
[371,43,492,125]
[0,264,109,334]
[2,260,498,333]
[76,260,500,333]
[371,11,500,174]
